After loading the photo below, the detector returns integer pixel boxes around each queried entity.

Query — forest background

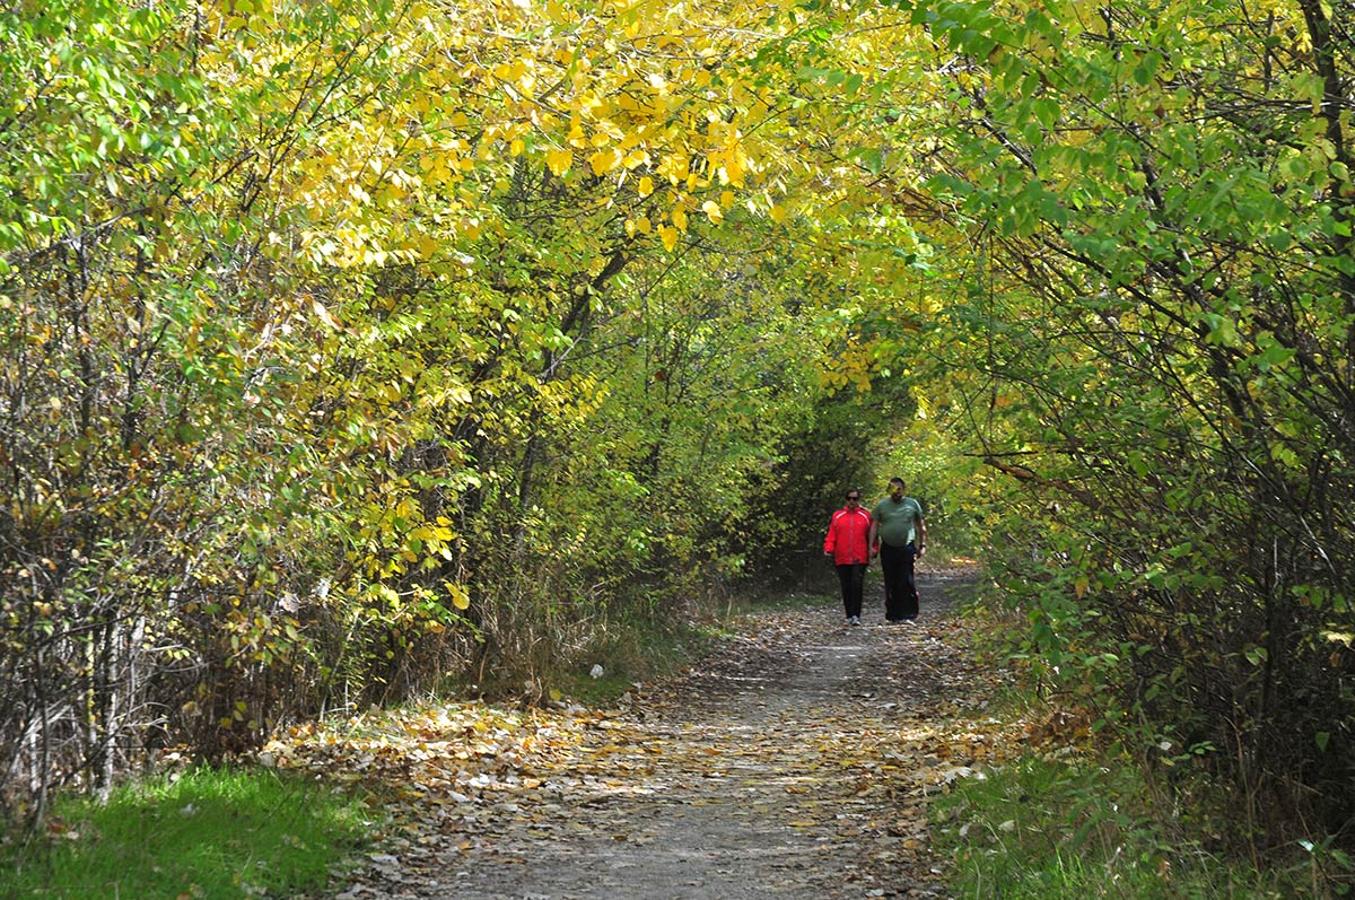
[1,0,1352,876]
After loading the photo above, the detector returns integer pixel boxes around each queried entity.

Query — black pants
[836,563,866,619]
[880,542,919,621]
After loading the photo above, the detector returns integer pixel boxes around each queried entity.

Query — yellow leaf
[721,148,747,186]
[701,200,723,222]
[590,147,622,176]
[659,225,678,251]
[546,147,572,176]
[509,137,525,157]
[444,581,471,610]
[671,206,688,231]
[312,299,340,330]
[638,176,654,197]
[720,190,735,208]
[769,203,787,224]
[636,216,652,234]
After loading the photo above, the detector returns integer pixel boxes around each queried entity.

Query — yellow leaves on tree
[240,0,819,266]
[546,148,573,176]
[659,225,679,252]
[590,146,623,176]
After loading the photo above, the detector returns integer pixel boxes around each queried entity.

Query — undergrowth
[934,589,1355,898]
[930,752,1321,898]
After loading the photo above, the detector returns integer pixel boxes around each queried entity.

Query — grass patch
[724,589,836,617]
[933,753,1306,898]
[559,590,837,705]
[561,615,723,705]
[1,767,373,899]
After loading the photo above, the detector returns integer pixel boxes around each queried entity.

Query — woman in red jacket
[824,488,872,625]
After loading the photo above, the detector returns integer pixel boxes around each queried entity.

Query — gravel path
[333,568,987,900]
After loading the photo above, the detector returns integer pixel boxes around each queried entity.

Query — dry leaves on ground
[266,573,1067,898]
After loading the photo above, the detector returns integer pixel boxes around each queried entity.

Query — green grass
[557,590,836,705]
[1,767,373,899]
[560,616,722,705]
[932,753,1309,899]
[724,589,836,617]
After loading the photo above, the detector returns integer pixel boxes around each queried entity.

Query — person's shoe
[849,616,862,626]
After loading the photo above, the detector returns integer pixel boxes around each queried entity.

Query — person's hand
[917,545,926,558]
[823,550,833,558]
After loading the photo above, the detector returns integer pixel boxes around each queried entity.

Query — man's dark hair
[889,476,905,487]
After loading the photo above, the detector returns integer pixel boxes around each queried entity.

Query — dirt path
[323,569,1002,899]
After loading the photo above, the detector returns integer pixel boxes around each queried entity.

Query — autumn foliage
[2,0,1353,857]
[0,0,856,821]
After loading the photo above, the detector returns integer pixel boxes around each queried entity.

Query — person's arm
[868,518,879,558]
[915,513,927,557]
[824,515,836,557]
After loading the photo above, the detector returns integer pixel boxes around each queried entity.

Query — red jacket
[824,506,872,565]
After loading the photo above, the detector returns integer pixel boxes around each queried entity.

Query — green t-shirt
[873,496,924,547]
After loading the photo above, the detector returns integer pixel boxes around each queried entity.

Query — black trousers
[835,563,866,619]
[880,542,919,621]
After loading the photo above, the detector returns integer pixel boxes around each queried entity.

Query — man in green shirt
[868,476,927,622]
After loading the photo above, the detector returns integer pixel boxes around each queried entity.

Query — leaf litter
[269,567,1043,898]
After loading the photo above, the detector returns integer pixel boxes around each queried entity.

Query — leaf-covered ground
[270,568,1026,898]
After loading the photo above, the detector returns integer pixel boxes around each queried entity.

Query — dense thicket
[0,0,884,821]
[860,0,1355,847]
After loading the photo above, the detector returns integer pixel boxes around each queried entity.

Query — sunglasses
[846,495,861,501]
